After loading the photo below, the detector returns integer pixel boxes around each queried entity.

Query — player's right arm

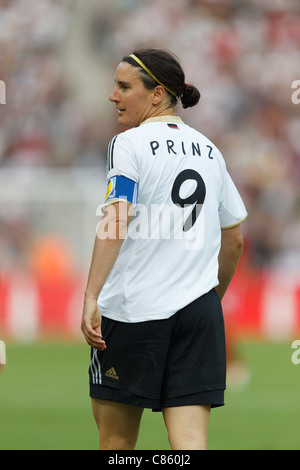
[215,224,244,301]
[81,201,132,350]
[82,133,138,350]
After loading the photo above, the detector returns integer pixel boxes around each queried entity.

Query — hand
[81,297,107,351]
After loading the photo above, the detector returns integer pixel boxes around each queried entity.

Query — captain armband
[104,175,139,207]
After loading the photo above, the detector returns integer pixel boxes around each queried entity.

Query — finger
[86,326,103,338]
[81,318,102,337]
[83,326,105,344]
[86,336,107,350]
[82,326,106,349]
[84,334,106,350]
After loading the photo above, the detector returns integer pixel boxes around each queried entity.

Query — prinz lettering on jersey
[150,140,214,159]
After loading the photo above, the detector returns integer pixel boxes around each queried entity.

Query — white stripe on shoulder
[107,135,118,172]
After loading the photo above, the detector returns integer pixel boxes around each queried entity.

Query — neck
[146,104,175,120]
[140,115,183,126]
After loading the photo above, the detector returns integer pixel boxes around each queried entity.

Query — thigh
[90,316,172,401]
[91,398,144,450]
[162,289,226,400]
[162,404,211,450]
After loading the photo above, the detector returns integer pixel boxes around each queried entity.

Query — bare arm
[215,224,244,301]
[81,201,132,350]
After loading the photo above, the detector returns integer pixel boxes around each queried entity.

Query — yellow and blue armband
[105,175,138,207]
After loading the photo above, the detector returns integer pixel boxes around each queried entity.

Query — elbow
[97,220,128,241]
[230,230,244,260]
[235,232,244,257]
[97,202,131,241]
[220,225,244,260]
[233,236,244,265]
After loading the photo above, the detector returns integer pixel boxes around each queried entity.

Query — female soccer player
[81,48,247,450]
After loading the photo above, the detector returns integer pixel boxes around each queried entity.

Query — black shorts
[89,288,226,411]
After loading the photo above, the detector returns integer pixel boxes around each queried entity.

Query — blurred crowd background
[0,0,300,340]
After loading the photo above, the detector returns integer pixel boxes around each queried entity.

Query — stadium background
[0,0,300,450]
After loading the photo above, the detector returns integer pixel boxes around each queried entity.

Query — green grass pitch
[0,340,299,450]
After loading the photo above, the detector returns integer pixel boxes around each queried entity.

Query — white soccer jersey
[98,116,247,323]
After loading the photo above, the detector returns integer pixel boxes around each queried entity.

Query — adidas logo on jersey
[105,367,119,380]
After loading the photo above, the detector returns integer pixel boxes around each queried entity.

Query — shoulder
[185,125,226,165]
[107,130,138,158]
[106,131,140,179]
[108,127,145,149]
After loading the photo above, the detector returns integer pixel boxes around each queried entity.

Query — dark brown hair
[122,48,200,109]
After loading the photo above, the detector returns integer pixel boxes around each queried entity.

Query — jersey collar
[140,116,184,126]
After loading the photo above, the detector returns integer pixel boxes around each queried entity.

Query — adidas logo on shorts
[105,367,119,380]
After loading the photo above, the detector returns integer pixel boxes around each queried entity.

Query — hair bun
[181,83,201,109]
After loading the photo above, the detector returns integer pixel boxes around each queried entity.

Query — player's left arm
[215,223,244,301]
[81,201,132,350]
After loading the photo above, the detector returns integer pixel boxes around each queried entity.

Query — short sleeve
[106,134,139,183]
[219,171,248,229]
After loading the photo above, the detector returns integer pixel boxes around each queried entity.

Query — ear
[152,85,165,105]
